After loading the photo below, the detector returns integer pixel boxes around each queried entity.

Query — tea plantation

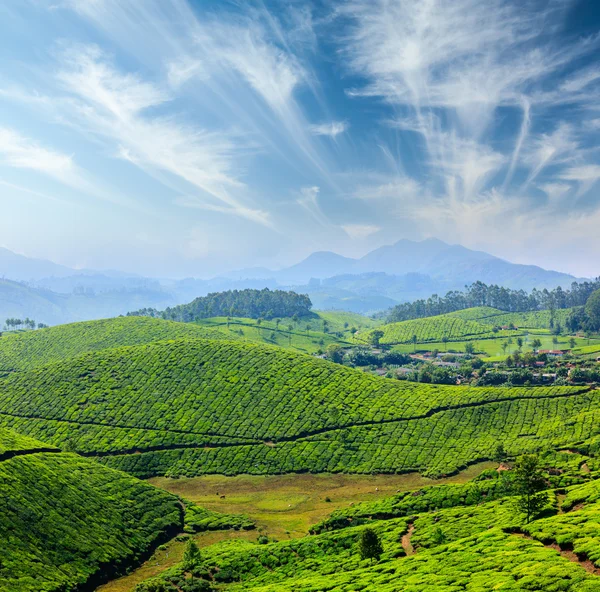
[0,334,597,478]
[364,314,521,345]
[135,462,600,592]
[0,428,183,592]
[0,316,236,372]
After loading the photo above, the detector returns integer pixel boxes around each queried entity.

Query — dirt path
[401,523,415,556]
[512,532,600,576]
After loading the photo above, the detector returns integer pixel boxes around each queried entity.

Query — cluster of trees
[325,345,410,367]
[387,280,600,323]
[567,289,600,332]
[129,288,313,322]
[3,318,46,331]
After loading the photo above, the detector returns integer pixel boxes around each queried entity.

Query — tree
[442,335,449,352]
[569,337,576,349]
[370,330,384,348]
[501,341,508,355]
[513,454,548,523]
[531,338,542,352]
[464,342,475,355]
[182,538,203,575]
[326,343,344,364]
[358,528,383,563]
[350,327,358,340]
[411,334,418,353]
[493,442,507,463]
[585,289,600,330]
[516,337,523,350]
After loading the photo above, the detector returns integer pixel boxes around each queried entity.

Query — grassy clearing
[149,464,496,540]
[99,464,494,592]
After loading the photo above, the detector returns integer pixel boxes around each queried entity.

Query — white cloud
[296,185,329,226]
[309,121,349,138]
[56,44,272,224]
[341,224,380,240]
[0,127,74,180]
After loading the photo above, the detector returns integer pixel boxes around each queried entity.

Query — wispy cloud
[309,120,349,138]
[0,127,74,180]
[341,224,380,240]
[55,44,273,224]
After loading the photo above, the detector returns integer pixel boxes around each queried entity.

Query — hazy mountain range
[0,239,589,325]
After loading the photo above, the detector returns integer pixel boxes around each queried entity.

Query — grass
[149,465,495,539]
[389,332,600,359]
[98,463,494,592]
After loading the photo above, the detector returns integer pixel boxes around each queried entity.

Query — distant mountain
[273,238,580,292]
[0,279,174,326]
[0,240,590,323]
[0,247,76,281]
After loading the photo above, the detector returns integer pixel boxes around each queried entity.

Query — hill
[0,316,237,372]
[0,427,182,592]
[0,336,595,479]
[364,314,518,345]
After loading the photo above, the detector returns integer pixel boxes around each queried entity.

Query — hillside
[0,428,182,592]
[365,314,519,345]
[0,316,237,371]
[0,336,596,479]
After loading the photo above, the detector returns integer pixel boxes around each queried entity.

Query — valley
[1,285,600,592]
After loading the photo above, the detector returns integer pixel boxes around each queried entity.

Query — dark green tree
[370,330,384,348]
[358,527,384,563]
[513,454,548,523]
[585,289,600,330]
[493,442,507,463]
[182,538,203,575]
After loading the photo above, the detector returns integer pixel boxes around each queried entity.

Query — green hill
[0,316,236,372]
[0,428,182,592]
[365,314,519,345]
[0,337,595,478]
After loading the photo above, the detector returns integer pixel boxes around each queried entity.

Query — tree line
[128,288,313,322]
[3,318,47,331]
[386,279,600,323]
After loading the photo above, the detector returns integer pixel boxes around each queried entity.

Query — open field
[149,465,494,538]
[194,310,378,354]
[98,463,494,592]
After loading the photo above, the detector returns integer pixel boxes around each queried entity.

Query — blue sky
[0,0,599,278]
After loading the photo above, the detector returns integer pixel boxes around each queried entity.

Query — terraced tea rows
[0,316,235,372]
[138,472,600,592]
[0,336,595,478]
[0,428,182,592]
[367,314,519,345]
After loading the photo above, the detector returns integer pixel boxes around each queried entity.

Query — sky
[0,0,599,279]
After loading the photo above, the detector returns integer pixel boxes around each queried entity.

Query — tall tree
[513,454,548,523]
[358,528,384,563]
[585,289,600,330]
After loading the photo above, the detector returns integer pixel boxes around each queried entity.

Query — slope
[0,337,596,478]
[0,316,237,372]
[366,313,520,345]
[0,428,182,592]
